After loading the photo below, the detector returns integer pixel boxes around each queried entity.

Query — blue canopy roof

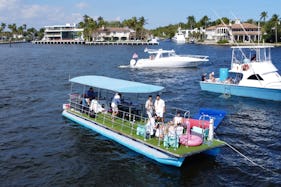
[69,75,164,94]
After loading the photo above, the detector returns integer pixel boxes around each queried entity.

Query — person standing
[154,95,165,123]
[145,95,154,118]
[111,93,121,121]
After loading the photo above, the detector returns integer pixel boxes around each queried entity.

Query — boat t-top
[200,45,281,101]
[62,75,226,167]
[128,48,209,68]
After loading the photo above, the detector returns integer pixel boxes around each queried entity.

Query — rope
[224,142,279,175]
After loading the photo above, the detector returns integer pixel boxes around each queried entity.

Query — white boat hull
[130,57,208,68]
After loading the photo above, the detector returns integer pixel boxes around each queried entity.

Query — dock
[85,41,159,45]
[32,40,85,45]
[32,40,159,45]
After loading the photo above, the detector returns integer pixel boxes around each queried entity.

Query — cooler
[219,68,228,81]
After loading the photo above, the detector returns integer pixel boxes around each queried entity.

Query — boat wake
[118,65,130,68]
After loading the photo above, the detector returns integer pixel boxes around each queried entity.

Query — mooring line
[224,142,279,175]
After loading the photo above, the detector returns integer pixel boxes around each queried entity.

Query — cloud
[75,2,88,9]
[20,5,50,19]
[0,0,84,28]
[115,16,121,21]
[0,0,19,10]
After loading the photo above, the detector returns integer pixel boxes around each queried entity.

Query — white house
[42,23,84,41]
[92,26,135,41]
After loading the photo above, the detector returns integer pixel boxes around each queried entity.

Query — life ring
[242,64,249,71]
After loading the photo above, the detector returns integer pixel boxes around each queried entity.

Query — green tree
[260,11,268,22]
[97,16,106,27]
[245,19,255,24]
[122,16,148,40]
[263,14,280,43]
[0,22,6,32]
[198,15,210,28]
[186,16,196,29]
[81,14,98,41]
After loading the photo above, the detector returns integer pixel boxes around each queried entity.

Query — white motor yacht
[172,28,186,44]
[127,48,209,68]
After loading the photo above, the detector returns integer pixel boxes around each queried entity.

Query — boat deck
[65,109,225,158]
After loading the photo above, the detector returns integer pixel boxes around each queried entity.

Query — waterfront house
[205,24,231,42]
[92,26,135,41]
[230,19,261,42]
[42,23,84,41]
[205,19,261,43]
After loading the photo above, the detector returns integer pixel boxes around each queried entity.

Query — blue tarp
[69,75,164,93]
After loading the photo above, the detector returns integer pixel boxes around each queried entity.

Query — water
[0,41,280,186]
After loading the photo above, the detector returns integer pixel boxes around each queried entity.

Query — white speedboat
[172,28,186,44]
[62,75,225,167]
[200,45,281,101]
[128,48,209,68]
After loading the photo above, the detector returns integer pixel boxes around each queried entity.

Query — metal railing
[66,95,212,149]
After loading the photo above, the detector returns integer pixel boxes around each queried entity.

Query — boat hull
[130,58,207,68]
[200,81,281,101]
[62,110,185,167]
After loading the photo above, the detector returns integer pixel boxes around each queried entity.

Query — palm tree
[80,15,98,41]
[17,26,24,38]
[186,16,196,29]
[97,16,105,27]
[199,15,210,28]
[1,22,6,31]
[271,14,280,43]
[260,11,268,22]
[8,23,17,39]
[271,14,279,22]
[137,16,147,40]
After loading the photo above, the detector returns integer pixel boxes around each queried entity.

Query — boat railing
[198,114,213,142]
[65,97,200,149]
[67,96,149,133]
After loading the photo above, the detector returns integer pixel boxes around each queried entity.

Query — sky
[0,0,280,29]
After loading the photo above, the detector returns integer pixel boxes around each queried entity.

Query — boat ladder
[223,86,231,98]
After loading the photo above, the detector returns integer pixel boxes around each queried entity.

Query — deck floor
[66,109,225,157]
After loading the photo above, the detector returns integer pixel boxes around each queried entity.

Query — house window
[247,74,263,80]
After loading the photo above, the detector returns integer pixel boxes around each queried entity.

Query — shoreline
[2,40,281,47]
[0,40,27,45]
[196,41,281,47]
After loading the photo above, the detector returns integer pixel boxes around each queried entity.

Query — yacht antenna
[212,10,247,59]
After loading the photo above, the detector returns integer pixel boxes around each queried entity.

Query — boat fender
[208,118,214,141]
[242,64,249,71]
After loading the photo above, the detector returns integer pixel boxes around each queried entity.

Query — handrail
[67,97,196,150]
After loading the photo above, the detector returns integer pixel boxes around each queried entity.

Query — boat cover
[70,75,164,93]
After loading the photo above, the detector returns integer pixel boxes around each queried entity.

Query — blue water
[0,41,280,186]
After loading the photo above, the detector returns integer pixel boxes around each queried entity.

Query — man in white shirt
[154,95,165,122]
[145,95,154,118]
